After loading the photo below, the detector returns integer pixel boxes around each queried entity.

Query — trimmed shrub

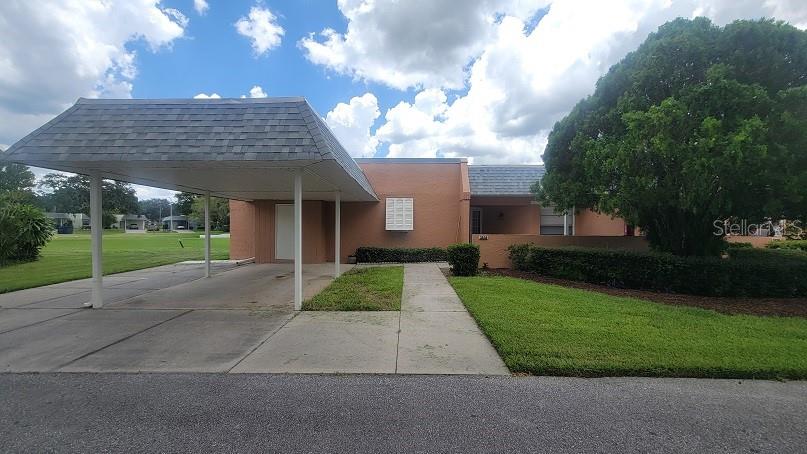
[0,201,54,265]
[507,245,807,297]
[355,246,447,263]
[446,243,480,276]
[507,243,531,271]
[767,240,807,252]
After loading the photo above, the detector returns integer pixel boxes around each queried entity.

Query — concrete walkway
[0,262,507,375]
[232,263,508,375]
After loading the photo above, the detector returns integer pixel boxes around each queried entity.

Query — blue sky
[1,0,805,200]
[132,0,403,130]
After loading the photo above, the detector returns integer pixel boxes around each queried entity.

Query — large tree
[174,192,196,216]
[191,196,230,231]
[138,198,172,222]
[537,18,807,256]
[0,163,37,204]
[38,173,139,215]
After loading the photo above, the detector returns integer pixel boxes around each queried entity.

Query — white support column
[89,173,103,308]
[563,212,569,236]
[571,208,576,236]
[294,169,303,311]
[334,191,341,278]
[204,192,211,278]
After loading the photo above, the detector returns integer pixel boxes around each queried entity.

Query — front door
[275,204,294,260]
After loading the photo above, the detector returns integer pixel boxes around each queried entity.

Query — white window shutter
[386,197,413,231]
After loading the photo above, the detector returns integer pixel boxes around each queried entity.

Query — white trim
[204,192,211,278]
[335,191,341,277]
[294,169,303,311]
[89,173,103,308]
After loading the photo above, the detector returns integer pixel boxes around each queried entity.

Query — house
[1,96,642,308]
[115,214,148,232]
[45,212,89,233]
[229,158,640,266]
[162,215,194,231]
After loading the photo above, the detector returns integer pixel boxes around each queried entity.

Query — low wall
[473,234,649,269]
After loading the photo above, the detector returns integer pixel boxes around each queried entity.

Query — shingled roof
[1,97,377,201]
[468,165,545,196]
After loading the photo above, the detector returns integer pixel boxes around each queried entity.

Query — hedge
[355,246,447,263]
[507,244,807,297]
[767,240,807,252]
[446,243,480,276]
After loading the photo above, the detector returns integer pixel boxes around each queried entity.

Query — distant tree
[537,18,807,256]
[138,198,171,222]
[38,173,139,215]
[174,192,196,216]
[191,197,230,231]
[0,163,37,204]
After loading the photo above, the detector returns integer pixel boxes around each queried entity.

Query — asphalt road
[1,374,805,453]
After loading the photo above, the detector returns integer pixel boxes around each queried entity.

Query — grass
[0,230,229,293]
[303,266,404,311]
[449,275,807,379]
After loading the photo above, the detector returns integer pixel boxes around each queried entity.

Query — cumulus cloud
[235,5,285,56]
[193,93,221,99]
[193,0,209,15]
[324,0,807,164]
[0,0,187,146]
[247,85,267,98]
[300,0,547,90]
[325,93,381,158]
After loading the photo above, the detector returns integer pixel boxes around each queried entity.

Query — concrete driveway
[0,262,343,373]
[0,262,507,375]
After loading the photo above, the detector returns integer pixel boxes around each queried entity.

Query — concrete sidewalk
[0,262,507,375]
[232,263,508,375]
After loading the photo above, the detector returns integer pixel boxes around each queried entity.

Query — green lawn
[449,275,807,379]
[0,230,229,293]
[303,266,404,311]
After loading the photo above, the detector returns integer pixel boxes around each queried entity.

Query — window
[471,208,482,234]
[540,205,573,235]
[386,197,413,231]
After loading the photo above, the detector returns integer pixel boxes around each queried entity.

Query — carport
[1,97,378,310]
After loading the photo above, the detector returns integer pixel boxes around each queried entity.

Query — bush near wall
[355,246,447,263]
[767,240,807,252]
[507,245,807,297]
[446,243,480,276]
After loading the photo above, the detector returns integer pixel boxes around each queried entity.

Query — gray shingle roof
[468,165,545,196]
[1,97,376,199]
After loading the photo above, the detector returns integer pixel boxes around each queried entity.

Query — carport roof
[1,97,378,201]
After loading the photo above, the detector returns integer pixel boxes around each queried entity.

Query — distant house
[45,212,89,233]
[162,215,195,231]
[115,214,148,232]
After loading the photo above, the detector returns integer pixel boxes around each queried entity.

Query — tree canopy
[138,198,172,222]
[38,173,139,215]
[0,163,37,205]
[536,18,807,256]
[191,196,230,231]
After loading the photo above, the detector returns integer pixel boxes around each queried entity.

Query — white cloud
[235,5,285,56]
[300,0,547,90]
[0,0,187,146]
[193,0,209,15]
[247,85,267,98]
[325,93,381,158]
[350,0,807,164]
[193,93,221,99]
